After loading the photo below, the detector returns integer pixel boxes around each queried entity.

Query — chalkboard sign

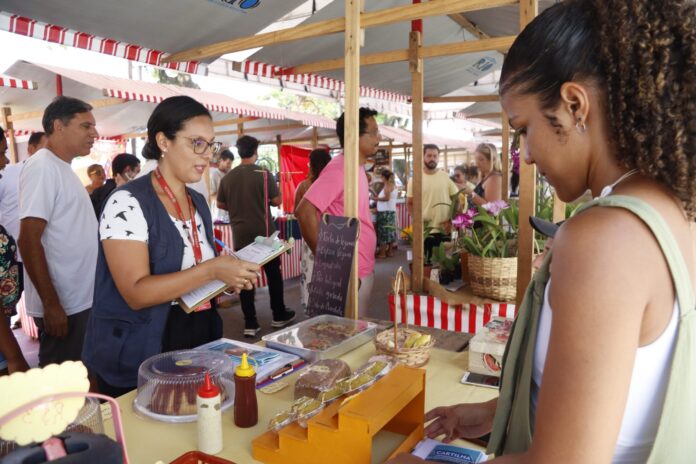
[307,214,360,317]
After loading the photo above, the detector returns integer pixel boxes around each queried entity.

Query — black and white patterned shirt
[99,190,215,270]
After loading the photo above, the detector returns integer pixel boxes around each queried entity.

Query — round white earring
[575,120,587,133]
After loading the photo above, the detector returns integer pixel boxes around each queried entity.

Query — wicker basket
[467,255,517,301]
[375,267,435,367]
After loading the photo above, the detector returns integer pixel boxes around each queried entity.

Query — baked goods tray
[262,315,377,362]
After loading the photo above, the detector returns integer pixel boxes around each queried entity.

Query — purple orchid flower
[483,200,509,216]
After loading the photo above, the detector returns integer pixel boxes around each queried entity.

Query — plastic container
[197,372,223,455]
[233,353,258,428]
[263,315,377,362]
[133,350,235,423]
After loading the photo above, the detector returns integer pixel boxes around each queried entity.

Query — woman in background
[465,143,502,206]
[294,148,332,314]
[374,170,398,258]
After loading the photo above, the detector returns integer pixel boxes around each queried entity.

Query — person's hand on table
[43,301,68,337]
[424,400,497,443]
[213,256,260,293]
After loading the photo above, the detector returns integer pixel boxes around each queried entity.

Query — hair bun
[142,140,161,160]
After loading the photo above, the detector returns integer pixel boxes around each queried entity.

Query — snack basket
[374,267,435,367]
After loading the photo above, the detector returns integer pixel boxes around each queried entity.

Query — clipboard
[177,234,294,313]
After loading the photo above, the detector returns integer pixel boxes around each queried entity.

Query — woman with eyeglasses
[82,96,260,397]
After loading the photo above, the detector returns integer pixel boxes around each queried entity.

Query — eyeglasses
[181,136,223,156]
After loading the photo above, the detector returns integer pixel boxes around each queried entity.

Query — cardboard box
[468,317,512,377]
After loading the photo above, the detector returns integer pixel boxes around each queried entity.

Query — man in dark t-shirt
[217,136,295,337]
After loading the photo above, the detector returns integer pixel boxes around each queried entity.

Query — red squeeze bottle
[234,353,258,428]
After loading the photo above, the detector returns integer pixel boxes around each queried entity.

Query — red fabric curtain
[279,145,311,213]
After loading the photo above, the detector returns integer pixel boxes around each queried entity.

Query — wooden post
[275,135,282,157]
[311,127,319,149]
[501,116,510,201]
[410,30,425,293]
[552,192,566,222]
[1,107,18,164]
[344,0,361,319]
[515,0,538,307]
[444,145,449,170]
[238,121,245,136]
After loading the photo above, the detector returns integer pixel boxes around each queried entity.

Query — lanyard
[154,168,203,265]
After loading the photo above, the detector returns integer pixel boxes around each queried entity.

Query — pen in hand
[214,238,241,259]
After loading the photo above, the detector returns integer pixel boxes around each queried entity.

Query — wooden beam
[215,123,306,137]
[213,116,256,128]
[273,134,334,145]
[285,35,514,75]
[344,0,361,320]
[8,98,127,122]
[311,127,319,149]
[424,95,499,103]
[501,116,510,201]
[515,0,539,307]
[1,107,18,164]
[163,0,518,62]
[447,13,490,39]
[467,112,502,120]
[411,30,425,294]
[444,145,449,169]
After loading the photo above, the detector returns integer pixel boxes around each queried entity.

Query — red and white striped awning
[13,128,123,142]
[0,74,37,90]
[0,12,206,75]
[33,63,336,129]
[238,60,410,104]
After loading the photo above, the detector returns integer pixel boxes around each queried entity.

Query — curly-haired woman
[390,1,696,463]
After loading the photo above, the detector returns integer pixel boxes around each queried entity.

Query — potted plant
[430,242,460,285]
[401,221,437,278]
[452,200,519,301]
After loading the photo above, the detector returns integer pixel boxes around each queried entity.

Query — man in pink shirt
[296,108,380,317]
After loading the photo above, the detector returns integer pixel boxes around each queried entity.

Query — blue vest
[82,175,220,388]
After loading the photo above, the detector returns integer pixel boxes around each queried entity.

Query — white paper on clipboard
[177,237,292,312]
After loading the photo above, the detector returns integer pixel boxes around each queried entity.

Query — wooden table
[105,343,497,464]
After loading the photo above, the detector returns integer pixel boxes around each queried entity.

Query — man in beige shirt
[407,144,458,262]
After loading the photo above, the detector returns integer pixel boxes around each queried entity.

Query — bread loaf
[294,359,351,400]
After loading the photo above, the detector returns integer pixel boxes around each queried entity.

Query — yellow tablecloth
[105,344,498,464]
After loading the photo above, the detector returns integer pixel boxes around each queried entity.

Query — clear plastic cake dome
[133,349,235,423]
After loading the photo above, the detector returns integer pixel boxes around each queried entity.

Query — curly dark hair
[500,0,696,217]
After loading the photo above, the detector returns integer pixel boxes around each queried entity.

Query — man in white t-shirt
[18,96,99,367]
[406,144,459,263]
